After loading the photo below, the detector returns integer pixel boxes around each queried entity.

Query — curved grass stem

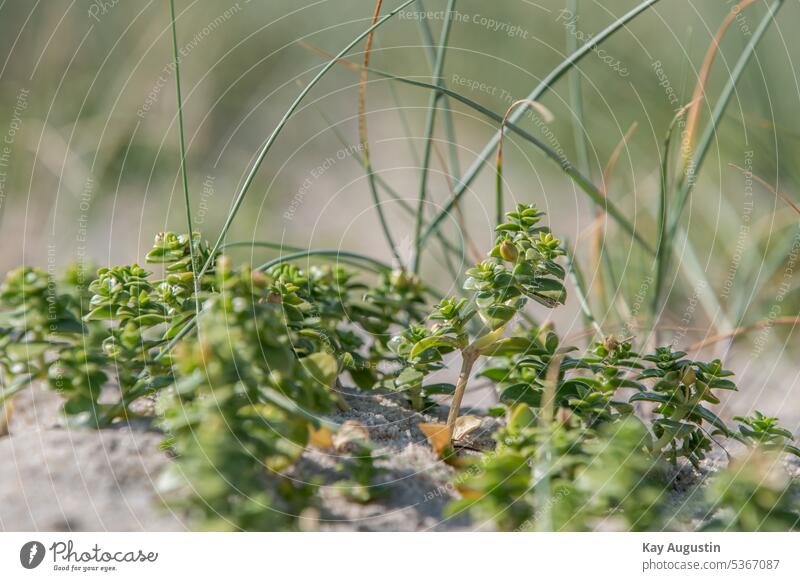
[199,0,417,279]
[667,0,784,241]
[419,0,664,251]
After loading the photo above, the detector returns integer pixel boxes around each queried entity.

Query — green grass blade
[667,0,784,241]
[361,68,653,252]
[567,0,591,177]
[420,0,663,249]
[565,240,604,339]
[169,0,199,309]
[359,1,406,269]
[316,107,465,279]
[415,0,462,181]
[412,0,458,273]
[652,105,691,317]
[198,0,417,278]
[256,249,393,273]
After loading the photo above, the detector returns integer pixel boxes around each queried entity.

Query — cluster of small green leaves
[733,411,800,457]
[448,409,670,531]
[0,232,211,426]
[0,263,109,425]
[156,258,339,530]
[447,329,800,530]
[389,204,567,426]
[2,220,798,532]
[481,332,640,428]
[267,262,427,392]
[0,232,433,529]
[703,450,800,531]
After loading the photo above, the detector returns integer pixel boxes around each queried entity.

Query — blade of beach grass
[221,241,391,273]
[652,101,695,320]
[565,240,604,340]
[419,0,664,252]
[594,123,638,319]
[198,0,418,279]
[315,107,466,278]
[651,100,736,346]
[256,249,447,299]
[431,142,483,264]
[359,0,405,268]
[564,0,634,332]
[688,317,800,352]
[667,0,784,242]
[654,0,785,337]
[411,0,458,273]
[387,79,421,166]
[256,248,393,273]
[567,0,591,177]
[353,68,652,252]
[682,0,758,166]
[729,163,800,216]
[415,0,463,182]
[727,164,800,323]
[169,0,199,312]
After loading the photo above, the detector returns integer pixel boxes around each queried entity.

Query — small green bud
[499,240,518,262]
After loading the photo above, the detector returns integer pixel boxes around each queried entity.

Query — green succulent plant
[630,348,734,467]
[391,204,567,435]
[733,411,800,457]
[702,451,800,532]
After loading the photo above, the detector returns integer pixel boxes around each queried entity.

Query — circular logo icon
[20,541,46,569]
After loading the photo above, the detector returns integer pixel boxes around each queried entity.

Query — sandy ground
[0,382,496,532]
[1,370,797,532]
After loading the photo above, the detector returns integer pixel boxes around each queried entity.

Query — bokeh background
[1,0,798,421]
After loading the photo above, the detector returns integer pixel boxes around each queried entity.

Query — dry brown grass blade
[683,0,757,163]
[495,99,554,182]
[359,0,384,151]
[688,317,800,351]
[296,38,360,71]
[729,163,800,215]
[579,122,640,245]
[601,123,639,199]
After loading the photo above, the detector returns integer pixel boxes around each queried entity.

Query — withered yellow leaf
[308,425,334,449]
[418,422,452,457]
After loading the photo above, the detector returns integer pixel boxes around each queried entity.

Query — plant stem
[447,348,478,433]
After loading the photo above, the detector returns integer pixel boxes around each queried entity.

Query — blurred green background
[0,1,798,396]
